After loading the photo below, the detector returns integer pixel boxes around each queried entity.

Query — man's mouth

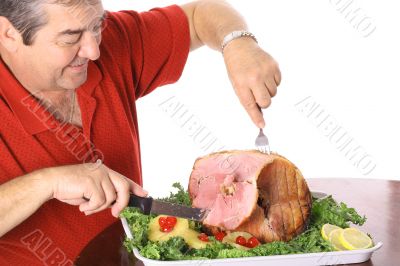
[68,61,89,72]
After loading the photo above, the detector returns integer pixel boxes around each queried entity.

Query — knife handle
[128,194,153,215]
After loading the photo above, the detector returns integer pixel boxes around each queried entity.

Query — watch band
[221,30,258,54]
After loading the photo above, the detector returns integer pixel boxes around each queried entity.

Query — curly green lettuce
[121,207,152,251]
[311,195,367,228]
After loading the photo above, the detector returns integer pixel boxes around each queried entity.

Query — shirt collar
[0,58,102,135]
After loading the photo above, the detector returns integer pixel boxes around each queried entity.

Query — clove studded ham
[188,150,312,243]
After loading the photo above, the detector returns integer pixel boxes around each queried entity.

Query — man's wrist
[221,37,259,58]
[29,168,55,201]
[221,30,258,54]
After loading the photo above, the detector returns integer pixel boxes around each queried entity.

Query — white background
[102,0,400,197]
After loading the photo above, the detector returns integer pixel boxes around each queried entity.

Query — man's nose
[78,32,101,61]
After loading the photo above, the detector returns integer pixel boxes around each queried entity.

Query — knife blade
[127,194,209,222]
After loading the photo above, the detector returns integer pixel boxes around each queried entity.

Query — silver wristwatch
[221,30,258,54]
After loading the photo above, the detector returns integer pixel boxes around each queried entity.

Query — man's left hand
[223,38,281,128]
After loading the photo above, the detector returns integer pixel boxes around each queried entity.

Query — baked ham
[188,150,312,243]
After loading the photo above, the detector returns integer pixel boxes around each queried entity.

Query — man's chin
[58,73,88,90]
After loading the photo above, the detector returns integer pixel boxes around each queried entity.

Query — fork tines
[255,128,271,154]
[258,145,271,154]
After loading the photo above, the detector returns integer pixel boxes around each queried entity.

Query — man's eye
[59,38,79,46]
[64,40,78,45]
[59,34,82,46]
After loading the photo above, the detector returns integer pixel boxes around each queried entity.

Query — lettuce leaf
[311,195,366,228]
[121,207,152,251]
[159,182,191,207]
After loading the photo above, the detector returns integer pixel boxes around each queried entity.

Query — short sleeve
[101,5,190,99]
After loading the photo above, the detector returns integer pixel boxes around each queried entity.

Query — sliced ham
[188,150,312,243]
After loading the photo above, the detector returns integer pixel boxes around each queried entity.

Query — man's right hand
[43,162,147,217]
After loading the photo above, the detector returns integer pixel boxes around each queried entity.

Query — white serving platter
[121,191,383,266]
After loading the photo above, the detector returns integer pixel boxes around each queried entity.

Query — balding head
[0,0,101,45]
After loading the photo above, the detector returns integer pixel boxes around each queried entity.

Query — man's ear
[0,16,22,53]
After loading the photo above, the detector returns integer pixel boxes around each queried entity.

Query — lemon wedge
[339,228,373,250]
[329,229,347,251]
[321,224,342,241]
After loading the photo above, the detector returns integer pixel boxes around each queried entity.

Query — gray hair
[0,0,100,46]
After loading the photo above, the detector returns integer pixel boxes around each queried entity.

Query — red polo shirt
[0,6,189,265]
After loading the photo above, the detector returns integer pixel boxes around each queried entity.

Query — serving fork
[255,128,271,154]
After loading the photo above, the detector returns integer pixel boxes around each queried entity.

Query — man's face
[15,1,105,92]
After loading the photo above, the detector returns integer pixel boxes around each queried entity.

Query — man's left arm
[181,0,281,128]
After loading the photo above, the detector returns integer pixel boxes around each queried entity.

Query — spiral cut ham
[188,150,312,243]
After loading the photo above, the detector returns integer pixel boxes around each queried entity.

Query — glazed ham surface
[188,150,312,243]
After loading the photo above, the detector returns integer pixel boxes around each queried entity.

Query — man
[0,0,280,264]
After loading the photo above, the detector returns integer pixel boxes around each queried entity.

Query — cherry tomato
[166,216,177,228]
[214,231,226,242]
[247,236,260,248]
[160,225,173,233]
[158,217,167,227]
[198,233,209,242]
[235,236,247,246]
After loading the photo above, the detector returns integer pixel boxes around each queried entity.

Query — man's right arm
[0,170,51,237]
[0,163,147,238]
